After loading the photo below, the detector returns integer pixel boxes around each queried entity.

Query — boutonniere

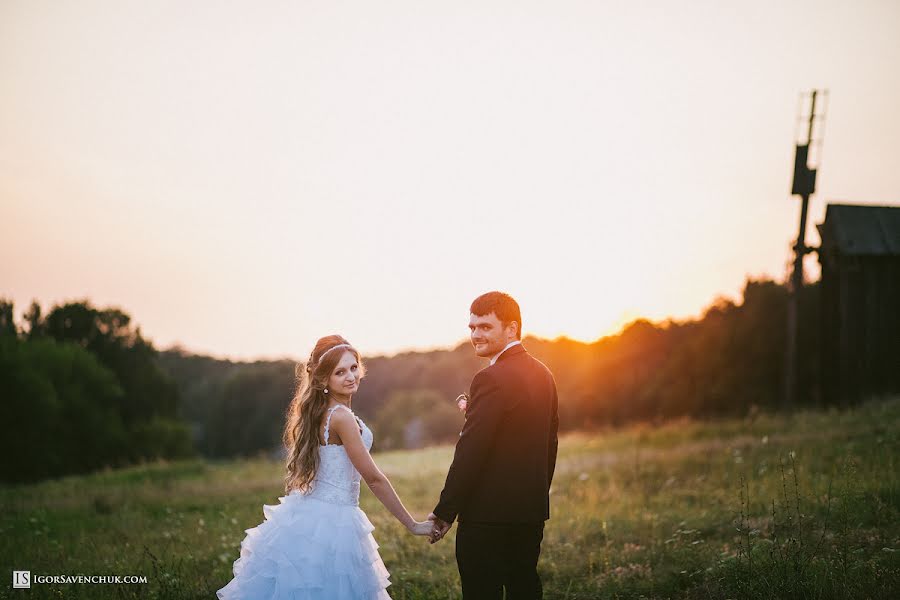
[455,393,469,413]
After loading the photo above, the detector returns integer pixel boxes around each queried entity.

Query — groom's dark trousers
[457,521,544,599]
[433,344,559,600]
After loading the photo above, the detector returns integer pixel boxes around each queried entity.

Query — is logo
[13,571,31,589]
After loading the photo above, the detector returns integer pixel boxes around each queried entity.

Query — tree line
[155,277,822,452]
[0,300,193,483]
[1,277,822,483]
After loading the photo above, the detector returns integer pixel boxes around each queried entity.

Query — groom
[429,291,559,599]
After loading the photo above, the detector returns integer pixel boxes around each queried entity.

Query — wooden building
[817,204,900,405]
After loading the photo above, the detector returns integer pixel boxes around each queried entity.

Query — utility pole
[784,90,825,408]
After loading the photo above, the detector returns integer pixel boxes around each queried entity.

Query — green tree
[23,300,45,339]
[41,301,182,425]
[0,300,194,481]
[204,362,295,458]
[0,336,128,482]
[0,299,16,337]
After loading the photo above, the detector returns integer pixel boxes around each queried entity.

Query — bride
[217,335,433,599]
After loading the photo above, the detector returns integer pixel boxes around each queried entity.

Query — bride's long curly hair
[282,335,364,493]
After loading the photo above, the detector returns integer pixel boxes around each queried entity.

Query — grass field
[2,399,898,599]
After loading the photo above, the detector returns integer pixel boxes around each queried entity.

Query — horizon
[8,273,775,363]
[3,0,899,359]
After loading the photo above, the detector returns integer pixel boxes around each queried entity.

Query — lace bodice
[299,404,373,506]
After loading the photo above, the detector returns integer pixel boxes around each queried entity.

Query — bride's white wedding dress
[217,405,391,599]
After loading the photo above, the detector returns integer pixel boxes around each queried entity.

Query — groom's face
[469,312,512,358]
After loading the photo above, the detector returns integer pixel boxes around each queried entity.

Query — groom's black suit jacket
[433,344,559,524]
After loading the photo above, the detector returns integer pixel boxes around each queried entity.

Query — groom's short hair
[470,291,522,340]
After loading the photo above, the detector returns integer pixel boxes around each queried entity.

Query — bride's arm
[330,411,431,535]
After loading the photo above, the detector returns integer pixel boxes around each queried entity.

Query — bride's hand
[408,520,433,536]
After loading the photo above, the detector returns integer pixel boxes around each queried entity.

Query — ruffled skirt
[217,491,391,599]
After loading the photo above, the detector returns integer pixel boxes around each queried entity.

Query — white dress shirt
[490,340,522,365]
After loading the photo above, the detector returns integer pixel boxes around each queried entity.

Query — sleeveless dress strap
[323,404,354,445]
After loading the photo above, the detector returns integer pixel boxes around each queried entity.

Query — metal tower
[784,89,827,408]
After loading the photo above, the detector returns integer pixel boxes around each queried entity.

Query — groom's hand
[427,513,451,544]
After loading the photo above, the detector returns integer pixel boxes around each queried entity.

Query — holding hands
[407,514,452,543]
[408,520,435,536]
[427,513,452,544]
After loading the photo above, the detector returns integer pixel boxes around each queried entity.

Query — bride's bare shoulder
[328,408,361,435]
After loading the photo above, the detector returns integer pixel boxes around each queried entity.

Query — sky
[2,0,899,360]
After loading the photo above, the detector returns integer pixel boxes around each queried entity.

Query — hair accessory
[315,343,352,366]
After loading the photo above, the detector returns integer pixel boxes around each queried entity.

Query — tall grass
[1,399,898,599]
